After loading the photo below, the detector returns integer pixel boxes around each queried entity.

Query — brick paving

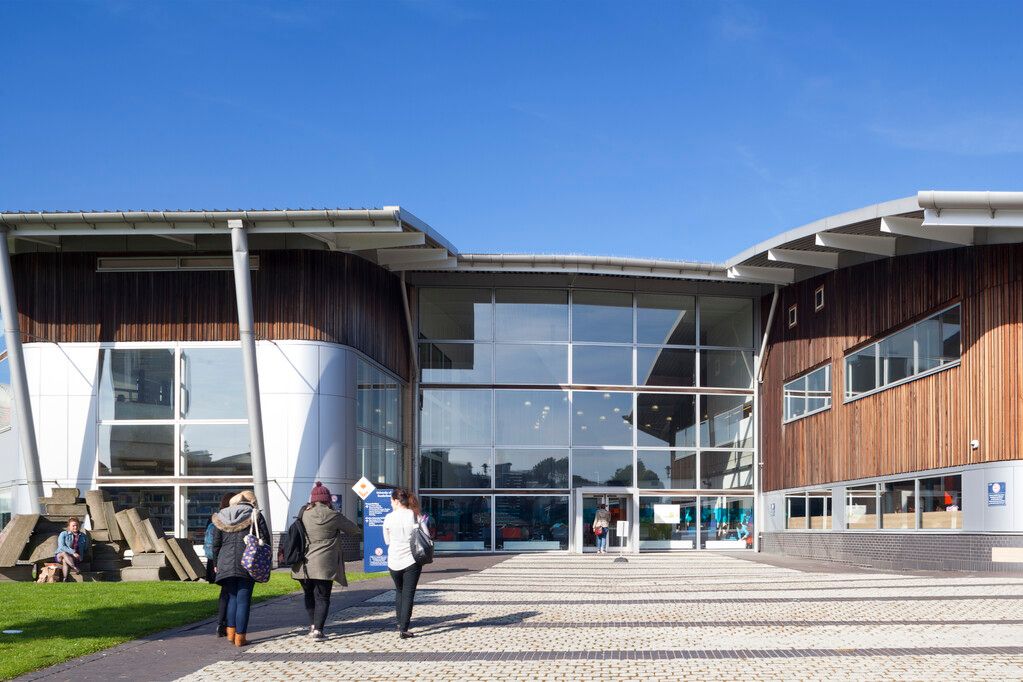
[177,553,1023,681]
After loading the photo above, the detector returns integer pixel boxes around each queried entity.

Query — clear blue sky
[2,1,1021,262]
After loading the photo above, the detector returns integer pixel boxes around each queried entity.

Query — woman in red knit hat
[289,481,360,639]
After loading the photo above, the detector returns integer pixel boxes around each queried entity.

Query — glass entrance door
[582,493,631,553]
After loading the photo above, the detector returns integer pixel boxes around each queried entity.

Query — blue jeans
[223,577,255,634]
[595,528,608,551]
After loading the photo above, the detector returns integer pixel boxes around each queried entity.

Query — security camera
[970,439,980,450]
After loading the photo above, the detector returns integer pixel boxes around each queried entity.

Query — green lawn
[0,570,385,680]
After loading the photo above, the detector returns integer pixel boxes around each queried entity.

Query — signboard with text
[363,488,393,573]
[988,482,1007,507]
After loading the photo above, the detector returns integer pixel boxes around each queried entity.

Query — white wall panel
[318,394,354,481]
[36,395,68,481]
[66,395,97,485]
[23,344,41,397]
[256,342,318,395]
[65,345,100,397]
[36,346,68,397]
[317,345,352,398]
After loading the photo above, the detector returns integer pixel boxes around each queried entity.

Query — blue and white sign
[988,482,1007,507]
[363,488,393,573]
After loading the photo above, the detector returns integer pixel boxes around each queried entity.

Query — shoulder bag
[241,511,273,583]
[409,513,434,566]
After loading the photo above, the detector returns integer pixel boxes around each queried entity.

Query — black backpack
[278,515,308,567]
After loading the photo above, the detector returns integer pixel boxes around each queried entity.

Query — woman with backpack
[210,490,270,647]
[204,491,236,637]
[383,488,427,639]
[289,482,360,640]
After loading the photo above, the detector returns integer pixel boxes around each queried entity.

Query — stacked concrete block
[0,514,39,576]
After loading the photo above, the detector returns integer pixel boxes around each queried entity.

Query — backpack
[278,514,308,568]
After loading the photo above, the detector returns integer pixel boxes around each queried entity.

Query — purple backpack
[241,511,272,583]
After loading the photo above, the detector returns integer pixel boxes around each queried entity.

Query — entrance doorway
[580,493,632,553]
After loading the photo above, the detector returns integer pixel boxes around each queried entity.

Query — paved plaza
[173,553,1023,681]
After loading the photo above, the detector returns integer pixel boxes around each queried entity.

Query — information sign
[988,482,1007,507]
[362,488,393,573]
[653,504,681,524]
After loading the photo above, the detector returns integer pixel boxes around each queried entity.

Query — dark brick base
[761,531,1023,573]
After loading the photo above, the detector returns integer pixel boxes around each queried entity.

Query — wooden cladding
[761,245,1023,491]
[13,250,411,379]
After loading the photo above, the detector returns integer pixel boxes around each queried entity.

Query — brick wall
[762,532,1023,572]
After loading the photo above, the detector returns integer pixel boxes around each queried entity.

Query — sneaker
[310,629,326,641]
[399,631,416,639]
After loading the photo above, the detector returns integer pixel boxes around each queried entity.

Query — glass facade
[357,358,405,486]
[418,288,756,552]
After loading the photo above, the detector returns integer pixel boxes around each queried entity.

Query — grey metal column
[228,220,272,530]
[0,229,43,512]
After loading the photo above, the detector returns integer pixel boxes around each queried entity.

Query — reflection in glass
[421,390,492,446]
[805,366,831,413]
[357,431,402,485]
[639,496,697,549]
[881,328,915,384]
[572,392,633,446]
[808,491,832,529]
[699,297,753,348]
[419,288,492,341]
[420,343,493,383]
[846,484,878,529]
[919,475,962,529]
[98,349,175,420]
[845,347,877,398]
[181,348,246,419]
[636,348,695,387]
[420,448,492,488]
[918,305,961,372]
[636,294,695,345]
[184,487,241,545]
[102,487,174,535]
[786,495,807,529]
[699,496,754,549]
[495,390,569,446]
[495,449,569,488]
[881,479,916,529]
[571,449,633,486]
[700,350,753,389]
[572,291,632,343]
[700,395,753,448]
[636,393,696,447]
[357,360,401,440]
[495,496,570,550]
[421,495,492,551]
[572,346,632,386]
[494,344,568,384]
[182,424,251,476]
[700,450,753,489]
[98,424,174,476]
[636,450,696,489]
[495,289,568,342]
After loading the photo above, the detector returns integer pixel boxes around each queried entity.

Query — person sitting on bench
[55,517,89,581]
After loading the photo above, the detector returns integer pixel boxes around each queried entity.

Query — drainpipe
[0,230,43,512]
[229,220,272,532]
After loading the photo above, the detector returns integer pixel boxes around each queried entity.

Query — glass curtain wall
[418,288,756,552]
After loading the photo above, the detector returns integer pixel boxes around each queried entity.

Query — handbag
[241,510,273,583]
[409,514,434,565]
[594,526,604,537]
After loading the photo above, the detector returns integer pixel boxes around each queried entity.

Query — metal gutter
[458,253,725,272]
[918,191,1023,211]
[0,208,399,225]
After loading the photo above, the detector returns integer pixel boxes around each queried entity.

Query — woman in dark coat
[204,492,235,637]
[210,490,270,647]
[290,482,360,639]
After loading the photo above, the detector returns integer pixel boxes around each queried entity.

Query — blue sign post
[363,488,393,573]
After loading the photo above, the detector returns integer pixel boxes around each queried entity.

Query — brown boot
[225,627,236,643]
[234,633,247,647]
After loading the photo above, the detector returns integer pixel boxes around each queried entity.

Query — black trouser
[217,583,229,626]
[300,579,333,631]
[389,563,422,633]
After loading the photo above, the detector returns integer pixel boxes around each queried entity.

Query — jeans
[389,563,422,632]
[595,529,608,552]
[300,579,332,631]
[223,577,255,634]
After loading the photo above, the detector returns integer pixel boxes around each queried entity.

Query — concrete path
[22,552,1023,681]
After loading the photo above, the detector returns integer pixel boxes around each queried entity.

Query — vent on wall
[96,256,259,272]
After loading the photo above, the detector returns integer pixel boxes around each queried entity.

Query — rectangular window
[701,297,754,348]
[419,448,492,489]
[419,288,493,341]
[919,475,962,529]
[699,496,754,549]
[636,348,695,387]
[845,304,961,400]
[572,392,633,446]
[783,365,831,422]
[180,348,246,419]
[639,496,697,549]
[494,449,569,488]
[495,289,568,342]
[494,344,568,384]
[700,395,753,448]
[181,424,251,476]
[419,342,493,384]
[846,484,878,529]
[495,496,569,550]
[102,486,175,536]
[636,294,695,345]
[420,389,492,446]
[494,390,569,447]
[421,495,492,551]
[99,424,175,477]
[786,494,807,529]
[881,479,917,529]
[98,349,175,420]
[571,291,632,343]
[572,345,632,386]
[635,450,696,489]
[700,450,753,489]
[357,431,402,486]
[808,490,832,529]
[636,393,696,448]
[183,486,240,546]
[814,286,825,311]
[700,349,753,389]
[571,449,633,487]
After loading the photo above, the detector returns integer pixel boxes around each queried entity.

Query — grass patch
[0,570,386,680]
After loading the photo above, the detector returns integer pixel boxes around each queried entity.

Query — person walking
[592,503,611,554]
[210,490,270,647]
[290,482,360,640]
[204,491,236,637]
[55,517,89,581]
[383,488,426,639]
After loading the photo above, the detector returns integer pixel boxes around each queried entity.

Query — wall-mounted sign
[653,504,680,524]
[988,482,1007,507]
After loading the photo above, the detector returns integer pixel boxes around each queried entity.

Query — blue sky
[1,1,1021,262]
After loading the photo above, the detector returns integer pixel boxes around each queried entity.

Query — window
[572,345,632,385]
[572,392,633,446]
[700,395,753,448]
[495,289,568,342]
[636,294,695,345]
[494,390,569,447]
[701,297,754,348]
[419,288,492,341]
[102,486,175,536]
[572,291,632,343]
[420,343,493,384]
[784,489,833,530]
[699,496,754,549]
[420,389,492,446]
[700,349,753,389]
[495,496,569,550]
[845,304,961,400]
[783,365,831,422]
[419,448,492,488]
[635,450,696,489]
[495,344,568,384]
[881,479,916,529]
[184,486,239,545]
[814,286,825,311]
[786,494,807,529]
[920,475,962,529]
[639,496,697,549]
[846,484,878,529]
[637,393,696,447]
[356,358,405,486]
[495,449,569,488]
[420,495,492,551]
[787,304,798,328]
[700,450,753,489]
[571,449,633,487]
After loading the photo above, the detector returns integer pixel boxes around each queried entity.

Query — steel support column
[0,230,43,512]
[229,220,272,530]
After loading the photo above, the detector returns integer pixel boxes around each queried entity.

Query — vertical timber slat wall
[13,251,411,380]
[761,245,1023,491]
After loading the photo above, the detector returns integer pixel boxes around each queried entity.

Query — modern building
[0,191,1021,571]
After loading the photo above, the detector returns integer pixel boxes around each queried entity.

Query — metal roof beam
[767,248,839,270]
[726,265,794,284]
[386,257,458,271]
[155,233,196,247]
[880,216,973,246]
[14,235,61,248]
[815,232,896,256]
[336,232,426,251]
[376,247,450,266]
[303,233,337,250]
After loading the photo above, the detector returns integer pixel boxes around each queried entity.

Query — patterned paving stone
[179,553,1023,680]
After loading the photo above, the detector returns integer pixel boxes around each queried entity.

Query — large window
[639,496,697,549]
[785,489,832,530]
[102,486,175,536]
[357,358,405,486]
[844,305,961,400]
[421,495,492,551]
[184,486,239,546]
[97,346,250,479]
[699,496,754,549]
[846,484,879,529]
[783,365,831,422]
[495,496,569,550]
[920,475,962,529]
